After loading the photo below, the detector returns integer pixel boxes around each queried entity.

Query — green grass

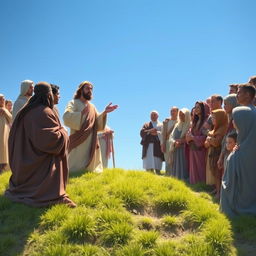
[0,168,252,256]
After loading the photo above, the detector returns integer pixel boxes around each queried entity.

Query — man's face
[229,87,237,94]
[26,84,34,97]
[150,112,158,122]
[0,96,5,108]
[210,97,221,111]
[53,91,60,105]
[236,88,247,105]
[82,84,93,100]
[170,107,178,119]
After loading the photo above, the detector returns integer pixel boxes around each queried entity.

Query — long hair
[15,82,54,124]
[192,101,207,131]
[74,81,93,99]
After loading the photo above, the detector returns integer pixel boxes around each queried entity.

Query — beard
[82,91,92,100]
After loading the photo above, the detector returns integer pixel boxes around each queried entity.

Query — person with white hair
[12,80,34,120]
[0,94,12,173]
[140,110,164,174]
[168,108,191,180]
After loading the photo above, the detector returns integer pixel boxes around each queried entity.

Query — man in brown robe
[5,82,76,208]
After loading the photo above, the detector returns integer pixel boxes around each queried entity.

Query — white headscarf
[174,108,191,138]
[20,80,34,96]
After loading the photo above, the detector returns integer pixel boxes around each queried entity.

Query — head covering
[0,94,4,98]
[209,109,228,137]
[232,106,256,144]
[151,110,159,115]
[175,108,191,138]
[15,82,53,123]
[224,94,239,116]
[78,81,93,89]
[20,80,34,96]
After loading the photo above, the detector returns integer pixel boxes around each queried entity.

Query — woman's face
[194,103,202,116]
[6,102,12,112]
[179,111,185,122]
[224,101,233,114]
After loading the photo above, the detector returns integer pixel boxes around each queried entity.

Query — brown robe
[5,105,69,207]
[140,122,164,160]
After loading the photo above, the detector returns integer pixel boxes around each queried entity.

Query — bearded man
[63,81,118,173]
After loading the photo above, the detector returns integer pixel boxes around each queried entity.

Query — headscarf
[15,82,53,123]
[224,94,239,117]
[20,80,34,96]
[174,108,191,138]
[208,109,228,137]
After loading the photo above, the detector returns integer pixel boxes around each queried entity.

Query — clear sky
[1,0,255,170]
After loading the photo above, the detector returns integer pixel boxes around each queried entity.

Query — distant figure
[221,106,256,218]
[5,82,76,208]
[5,100,13,114]
[140,111,164,175]
[0,94,12,173]
[50,83,60,116]
[205,109,228,199]
[248,75,256,87]
[223,132,237,171]
[228,84,239,94]
[98,126,114,168]
[236,83,256,109]
[12,80,34,120]
[169,108,190,181]
[63,81,118,173]
[186,102,209,184]
[161,106,178,175]
[204,94,223,186]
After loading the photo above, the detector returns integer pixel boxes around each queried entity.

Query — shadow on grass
[0,195,46,256]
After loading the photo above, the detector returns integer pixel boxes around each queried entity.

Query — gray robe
[220,106,256,217]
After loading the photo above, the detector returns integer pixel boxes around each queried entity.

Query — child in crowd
[223,132,237,171]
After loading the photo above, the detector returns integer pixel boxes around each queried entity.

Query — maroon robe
[140,122,164,160]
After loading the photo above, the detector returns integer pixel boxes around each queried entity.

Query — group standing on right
[140,75,256,218]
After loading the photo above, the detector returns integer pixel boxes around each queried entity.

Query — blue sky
[1,0,255,169]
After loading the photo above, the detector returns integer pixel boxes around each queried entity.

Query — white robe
[63,99,106,173]
[12,96,28,120]
[0,108,12,165]
[143,121,163,170]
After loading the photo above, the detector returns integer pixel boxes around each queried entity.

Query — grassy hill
[0,169,255,256]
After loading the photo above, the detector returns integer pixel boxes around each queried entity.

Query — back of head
[248,76,256,87]
[20,80,34,96]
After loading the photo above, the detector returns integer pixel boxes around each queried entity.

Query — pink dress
[188,127,207,184]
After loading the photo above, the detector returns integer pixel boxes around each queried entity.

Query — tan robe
[5,105,69,207]
[63,99,106,173]
[0,108,12,165]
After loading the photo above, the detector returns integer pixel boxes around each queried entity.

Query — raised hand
[104,103,118,114]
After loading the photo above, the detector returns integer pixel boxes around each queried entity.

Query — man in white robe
[140,111,164,174]
[12,80,34,120]
[98,125,114,168]
[161,106,178,174]
[0,94,12,173]
[63,81,118,173]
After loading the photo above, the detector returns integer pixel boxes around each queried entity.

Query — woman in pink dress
[186,101,209,184]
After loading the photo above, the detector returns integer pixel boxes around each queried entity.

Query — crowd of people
[1,76,256,218]
[0,81,117,208]
[140,75,256,217]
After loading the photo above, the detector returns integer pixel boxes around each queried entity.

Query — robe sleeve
[3,109,12,124]
[140,123,149,140]
[209,134,223,147]
[28,108,68,155]
[63,100,82,131]
[96,111,107,131]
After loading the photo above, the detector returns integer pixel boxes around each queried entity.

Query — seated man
[5,82,76,208]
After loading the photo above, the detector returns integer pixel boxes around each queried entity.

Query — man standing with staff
[63,81,118,173]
